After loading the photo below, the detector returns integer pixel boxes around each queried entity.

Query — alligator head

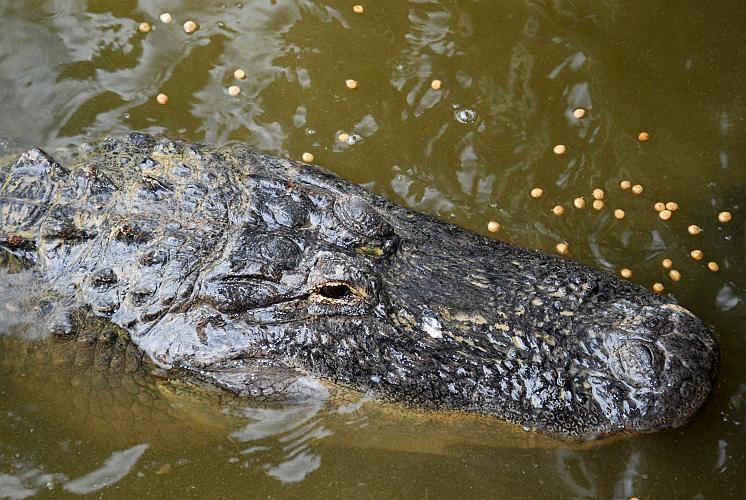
[1,134,718,439]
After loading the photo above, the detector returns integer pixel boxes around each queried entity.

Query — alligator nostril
[616,342,660,386]
[318,284,353,300]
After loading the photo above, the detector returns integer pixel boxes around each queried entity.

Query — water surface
[1,1,745,498]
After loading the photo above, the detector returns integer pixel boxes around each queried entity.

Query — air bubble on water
[455,107,477,124]
[305,128,316,136]
[346,133,363,145]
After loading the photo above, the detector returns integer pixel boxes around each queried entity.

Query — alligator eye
[319,284,352,299]
[311,281,363,303]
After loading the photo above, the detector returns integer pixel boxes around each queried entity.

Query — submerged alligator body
[0,133,718,439]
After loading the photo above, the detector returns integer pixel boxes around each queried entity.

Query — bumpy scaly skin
[0,133,718,439]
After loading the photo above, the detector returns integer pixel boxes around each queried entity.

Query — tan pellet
[614,209,625,219]
[661,258,673,269]
[592,188,604,200]
[552,205,565,216]
[659,209,672,220]
[665,201,679,211]
[652,282,664,293]
[183,20,198,33]
[718,211,732,223]
[301,152,314,163]
[233,68,246,80]
[620,268,633,279]
[687,225,701,235]
[138,22,151,33]
[690,249,704,261]
[573,108,586,119]
[553,144,567,155]
[668,269,681,282]
[638,132,650,141]
[631,184,644,194]
[654,202,666,212]
[227,85,241,97]
[573,197,586,209]
[337,132,350,143]
[487,221,501,233]
[592,199,604,210]
[530,188,544,199]
[159,12,174,24]
[620,180,632,190]
[345,79,358,90]
[353,4,364,14]
[430,79,442,90]
[707,261,720,272]
[156,93,169,105]
[555,242,569,255]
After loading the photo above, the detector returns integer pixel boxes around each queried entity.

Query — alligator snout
[599,303,718,435]
[631,304,717,432]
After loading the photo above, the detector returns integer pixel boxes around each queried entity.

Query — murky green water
[1,0,745,498]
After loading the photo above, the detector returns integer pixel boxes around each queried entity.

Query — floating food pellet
[228,85,241,96]
[345,79,358,90]
[573,197,586,209]
[430,79,442,90]
[138,22,151,33]
[707,261,720,272]
[631,184,644,194]
[718,211,732,223]
[592,199,604,210]
[592,188,604,200]
[620,268,633,279]
[690,249,704,260]
[301,152,314,163]
[156,93,169,105]
[553,144,567,155]
[638,132,650,141]
[669,269,681,282]
[652,282,664,293]
[353,4,364,14]
[487,221,501,233]
[555,242,569,255]
[662,258,673,269]
[654,202,665,212]
[183,20,198,33]
[159,12,173,24]
[530,188,544,199]
[573,108,586,119]
[552,205,565,216]
[659,209,672,220]
[614,209,625,219]
[687,224,701,235]
[233,68,246,80]
[665,201,679,211]
[337,132,350,143]
[620,180,631,190]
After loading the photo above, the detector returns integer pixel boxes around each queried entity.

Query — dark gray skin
[0,133,718,440]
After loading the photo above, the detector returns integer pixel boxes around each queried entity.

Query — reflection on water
[63,444,149,494]
[1,0,745,497]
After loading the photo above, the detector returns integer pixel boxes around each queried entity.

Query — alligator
[0,133,718,440]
